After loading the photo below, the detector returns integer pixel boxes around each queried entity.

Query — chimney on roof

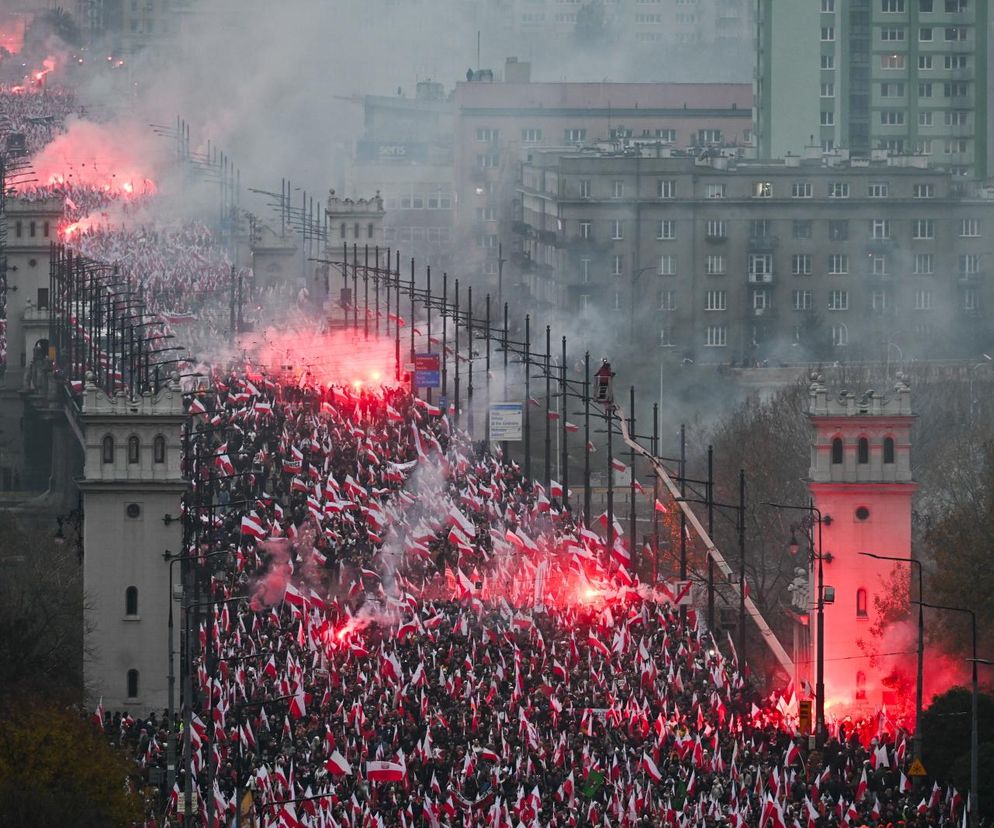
[504,57,531,83]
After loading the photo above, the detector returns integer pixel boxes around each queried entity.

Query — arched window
[855,670,867,700]
[340,222,346,238]
[125,586,138,616]
[831,437,844,464]
[856,588,868,618]
[353,222,360,238]
[857,437,869,464]
[128,436,140,464]
[153,435,166,464]
[367,222,374,239]
[883,437,895,464]
[102,435,115,464]
[127,669,139,699]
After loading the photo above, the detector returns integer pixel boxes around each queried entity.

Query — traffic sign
[414,353,441,388]
[489,403,523,441]
[907,758,928,777]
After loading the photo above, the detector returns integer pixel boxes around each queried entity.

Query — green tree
[0,703,143,826]
[0,512,88,704]
[920,687,994,819]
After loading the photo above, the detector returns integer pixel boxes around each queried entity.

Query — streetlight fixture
[860,552,924,769]
[765,500,832,747]
[914,600,981,828]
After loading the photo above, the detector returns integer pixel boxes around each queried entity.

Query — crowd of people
[96,368,965,827]
[0,82,77,157]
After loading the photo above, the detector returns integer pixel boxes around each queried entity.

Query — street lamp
[860,552,924,768]
[914,600,981,828]
[629,265,658,345]
[765,500,832,747]
[969,354,992,424]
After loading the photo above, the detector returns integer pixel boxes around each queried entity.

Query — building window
[612,255,624,276]
[821,111,835,127]
[564,128,587,144]
[960,218,980,237]
[914,183,935,199]
[829,290,849,311]
[820,83,835,99]
[821,26,835,41]
[914,290,933,310]
[832,324,848,346]
[127,436,140,464]
[881,54,906,70]
[706,183,726,199]
[102,435,114,464]
[832,437,844,464]
[476,127,499,142]
[913,219,934,240]
[658,289,677,311]
[882,0,905,10]
[828,254,849,275]
[579,221,592,239]
[705,325,727,347]
[521,128,542,143]
[125,586,138,616]
[792,182,813,198]
[705,255,725,275]
[153,435,166,464]
[920,0,933,10]
[793,290,813,311]
[611,220,624,240]
[704,290,727,311]
[919,111,933,127]
[856,589,868,618]
[871,219,891,239]
[821,55,835,70]
[754,181,773,198]
[914,253,934,274]
[858,437,870,464]
[657,220,675,240]
[792,254,812,276]
[579,179,591,198]
[658,180,676,199]
[871,255,888,276]
[829,182,850,199]
[698,129,722,144]
[869,183,889,198]
[829,220,849,241]
[881,28,906,42]
[821,0,835,9]
[658,255,675,276]
[884,437,895,464]
[919,27,933,41]
[612,181,624,199]
[705,220,726,239]
[880,110,905,126]
[127,669,139,699]
[920,55,933,70]
[793,220,812,239]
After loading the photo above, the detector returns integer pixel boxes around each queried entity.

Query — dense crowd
[99,370,967,827]
[0,83,77,156]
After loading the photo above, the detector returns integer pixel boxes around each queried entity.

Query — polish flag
[366,759,406,783]
[641,753,663,783]
[654,499,669,513]
[611,458,627,473]
[325,750,352,776]
[478,747,500,763]
[289,688,306,720]
[547,410,560,420]
[448,505,476,538]
[240,516,266,538]
[564,421,579,433]
[188,397,207,416]
[550,480,563,499]
[588,634,611,657]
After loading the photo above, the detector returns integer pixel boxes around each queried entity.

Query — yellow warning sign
[907,758,928,777]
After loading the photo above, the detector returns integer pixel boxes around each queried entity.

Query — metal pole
[628,386,637,562]
[561,336,568,511]
[738,469,746,668]
[467,286,474,433]
[502,302,509,459]
[363,245,369,340]
[425,268,432,405]
[971,612,978,828]
[707,444,715,632]
[584,351,591,528]
[524,315,531,481]
[652,403,659,585]
[545,325,552,489]
[454,278,460,421]
[814,499,826,748]
[442,273,449,396]
[606,400,614,559]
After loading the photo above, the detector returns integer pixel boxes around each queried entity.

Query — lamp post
[969,354,992,424]
[765,499,832,747]
[915,601,980,828]
[860,552,923,768]
[628,265,657,345]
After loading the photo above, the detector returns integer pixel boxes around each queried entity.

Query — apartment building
[454,64,753,291]
[517,146,994,363]
[755,0,993,179]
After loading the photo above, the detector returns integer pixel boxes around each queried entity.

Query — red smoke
[26,119,164,198]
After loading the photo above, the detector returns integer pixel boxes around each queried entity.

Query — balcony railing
[747,272,774,284]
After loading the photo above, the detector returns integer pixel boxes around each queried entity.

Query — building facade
[803,375,916,713]
[455,68,753,292]
[755,0,994,179]
[518,146,994,362]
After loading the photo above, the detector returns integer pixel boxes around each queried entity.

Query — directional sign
[414,353,441,388]
[907,758,928,777]
[489,403,523,441]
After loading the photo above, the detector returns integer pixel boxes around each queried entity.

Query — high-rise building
[755,0,994,179]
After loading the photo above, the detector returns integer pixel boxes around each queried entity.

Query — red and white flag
[641,753,662,783]
[240,516,266,539]
[325,750,352,776]
[366,759,406,783]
